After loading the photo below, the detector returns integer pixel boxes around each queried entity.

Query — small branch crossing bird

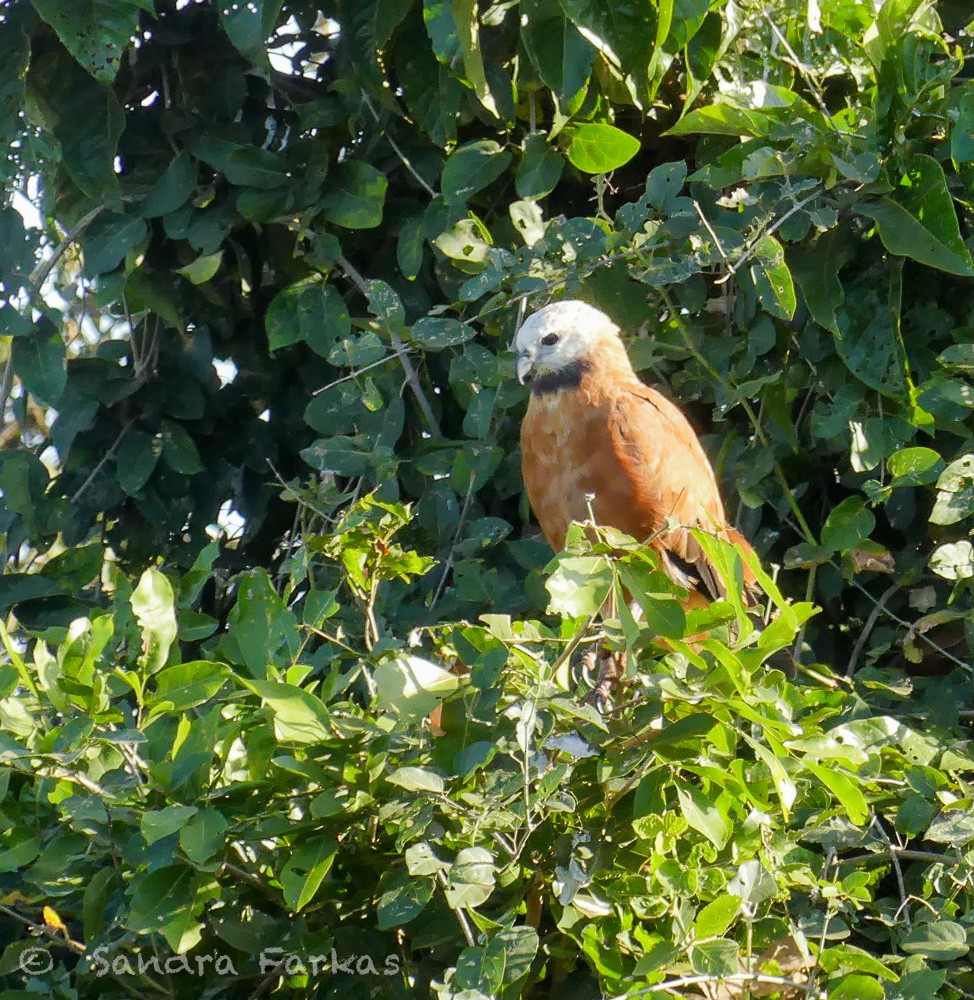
[516,300,756,609]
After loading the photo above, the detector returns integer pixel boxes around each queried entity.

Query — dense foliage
[4,0,974,996]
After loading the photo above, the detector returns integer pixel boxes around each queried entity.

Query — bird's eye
[541,333,559,346]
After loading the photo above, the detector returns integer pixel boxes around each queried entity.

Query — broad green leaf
[241,679,331,743]
[516,134,565,200]
[180,808,229,864]
[546,555,612,617]
[690,939,738,976]
[142,153,197,218]
[676,785,729,848]
[888,446,942,485]
[81,212,148,274]
[32,0,144,84]
[387,766,445,793]
[930,540,974,580]
[411,316,477,350]
[564,123,640,174]
[219,0,284,66]
[131,567,178,673]
[266,279,351,355]
[827,975,884,1000]
[749,234,795,320]
[377,871,434,929]
[12,326,66,406]
[693,895,741,939]
[141,805,198,846]
[373,655,459,721]
[452,0,498,116]
[821,497,875,551]
[444,846,494,909]
[280,838,338,912]
[127,865,215,954]
[858,192,974,277]
[805,761,868,823]
[931,455,974,525]
[174,251,223,285]
[321,160,388,229]
[441,140,513,206]
[900,921,969,961]
[115,428,160,495]
[520,1,595,103]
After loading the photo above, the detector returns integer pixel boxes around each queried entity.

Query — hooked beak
[516,350,535,385]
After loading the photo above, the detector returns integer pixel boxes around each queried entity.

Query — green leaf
[377,871,434,929]
[516,134,565,199]
[241,678,331,743]
[12,326,66,406]
[930,541,974,581]
[387,766,445,793]
[900,921,969,961]
[858,177,974,278]
[521,1,594,102]
[546,555,612,617]
[131,567,178,673]
[180,808,229,864]
[321,160,388,229]
[888,446,943,486]
[827,975,884,1000]
[805,761,868,824]
[142,152,197,218]
[931,455,974,526]
[690,939,739,976]
[280,838,337,912]
[821,497,875,551]
[749,234,796,320]
[693,895,741,939]
[373,655,459,721]
[174,251,223,285]
[452,0,498,116]
[127,865,213,953]
[266,279,351,355]
[564,123,640,174]
[81,212,148,274]
[142,805,199,846]
[411,316,477,350]
[445,846,494,908]
[676,785,730,848]
[161,420,204,475]
[441,140,513,206]
[31,0,143,84]
[219,0,284,66]
[115,427,161,495]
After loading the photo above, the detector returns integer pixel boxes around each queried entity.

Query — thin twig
[361,91,437,197]
[846,581,898,677]
[70,420,133,505]
[28,206,104,293]
[430,472,477,609]
[311,350,413,396]
[335,256,442,436]
[714,189,821,285]
[436,869,477,947]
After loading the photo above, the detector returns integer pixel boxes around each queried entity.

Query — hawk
[515,300,755,607]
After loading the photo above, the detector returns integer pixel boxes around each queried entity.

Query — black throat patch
[530,358,591,396]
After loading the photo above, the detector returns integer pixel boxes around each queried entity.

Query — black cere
[541,333,560,346]
[531,358,591,396]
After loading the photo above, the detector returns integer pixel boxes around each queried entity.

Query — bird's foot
[581,644,626,711]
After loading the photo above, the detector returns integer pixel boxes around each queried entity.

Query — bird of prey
[515,300,755,607]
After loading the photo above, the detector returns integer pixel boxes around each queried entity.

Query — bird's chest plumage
[520,387,655,548]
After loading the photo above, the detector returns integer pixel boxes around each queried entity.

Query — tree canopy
[3,0,974,998]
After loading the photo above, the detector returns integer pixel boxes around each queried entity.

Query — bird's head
[514,300,621,387]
